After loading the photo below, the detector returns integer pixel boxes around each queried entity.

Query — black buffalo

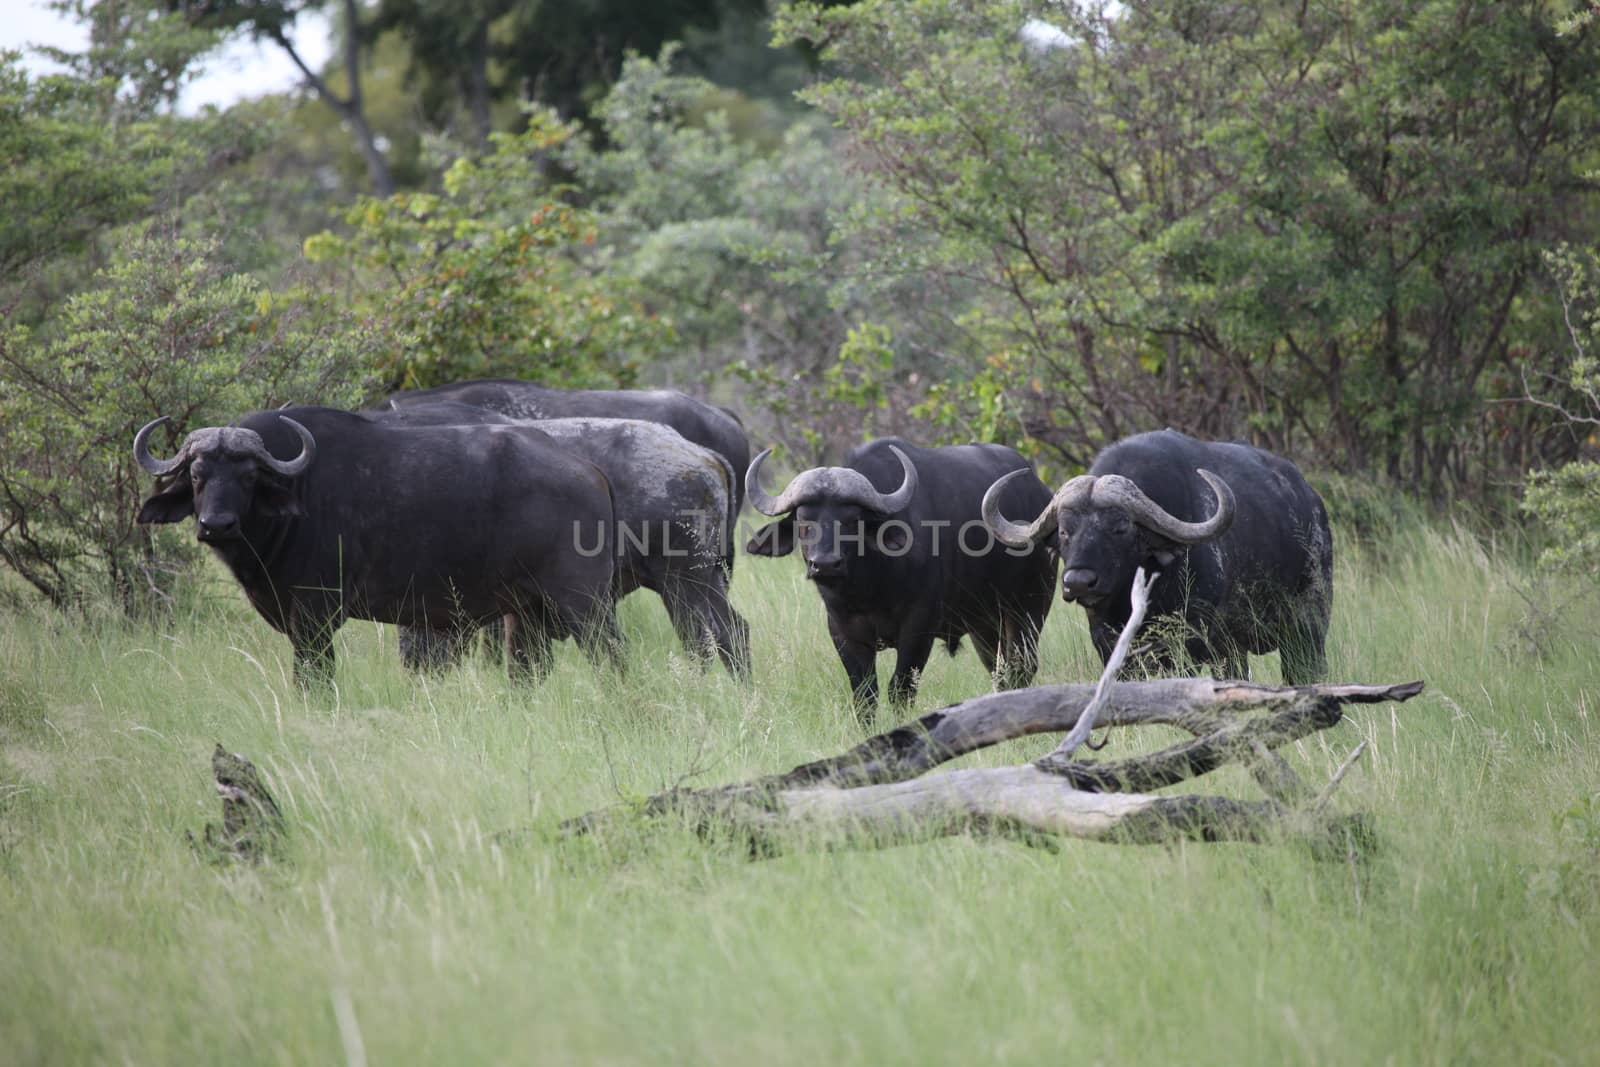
[746,437,1057,714]
[134,406,622,685]
[982,429,1332,682]
[386,378,751,509]
[374,403,749,678]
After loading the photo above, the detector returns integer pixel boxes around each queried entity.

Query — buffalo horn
[745,445,919,517]
[981,470,1095,547]
[1091,468,1235,544]
[133,416,183,475]
[256,416,316,476]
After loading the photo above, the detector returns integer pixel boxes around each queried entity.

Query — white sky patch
[0,0,333,114]
[1020,17,1076,53]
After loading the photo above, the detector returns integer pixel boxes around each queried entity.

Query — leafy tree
[472,0,769,120]
[0,51,189,283]
[1523,244,1600,577]
[777,0,1600,492]
[40,0,219,115]
[0,226,374,613]
[304,114,669,391]
[171,0,399,193]
[563,48,940,461]
[367,0,516,150]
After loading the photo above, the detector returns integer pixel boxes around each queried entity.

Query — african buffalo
[134,406,622,686]
[374,404,749,677]
[746,437,1056,715]
[386,378,751,509]
[981,429,1332,682]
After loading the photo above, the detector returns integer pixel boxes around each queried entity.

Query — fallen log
[559,678,1421,854]
[187,743,285,864]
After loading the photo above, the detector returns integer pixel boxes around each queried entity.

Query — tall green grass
[2,517,1597,1065]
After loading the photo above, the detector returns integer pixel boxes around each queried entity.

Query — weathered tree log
[187,744,284,864]
[558,679,1422,853]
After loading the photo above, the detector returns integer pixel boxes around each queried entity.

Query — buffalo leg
[583,611,627,675]
[504,611,554,683]
[1278,626,1328,685]
[967,624,1002,678]
[399,625,471,672]
[661,576,751,681]
[718,607,752,681]
[887,632,936,710]
[993,612,1043,691]
[567,598,625,675]
[477,617,507,667]
[288,610,337,689]
[828,618,880,713]
[660,582,715,669]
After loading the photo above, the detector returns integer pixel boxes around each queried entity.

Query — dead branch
[1310,740,1369,818]
[557,679,1422,853]
[1051,565,1159,759]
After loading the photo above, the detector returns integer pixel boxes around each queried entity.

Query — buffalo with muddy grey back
[372,402,749,678]
[386,378,751,510]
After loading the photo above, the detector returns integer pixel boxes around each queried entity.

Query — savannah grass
[2,515,1598,1065]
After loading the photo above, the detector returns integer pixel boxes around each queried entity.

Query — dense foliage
[0,53,184,281]
[2,0,1600,607]
[0,228,370,612]
[304,115,667,392]
[776,0,1600,494]
[1523,243,1600,578]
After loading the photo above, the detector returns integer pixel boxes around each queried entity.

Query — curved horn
[981,469,1048,547]
[865,445,918,514]
[982,471,1096,547]
[746,445,920,517]
[256,416,316,477]
[133,416,184,476]
[1092,468,1235,544]
[745,448,787,516]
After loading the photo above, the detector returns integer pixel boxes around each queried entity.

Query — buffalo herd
[135,378,1333,715]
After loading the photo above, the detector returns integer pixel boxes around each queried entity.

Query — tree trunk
[267,1,395,196]
[465,19,493,151]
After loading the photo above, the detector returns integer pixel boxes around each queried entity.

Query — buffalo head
[134,415,316,542]
[744,446,917,584]
[981,467,1234,606]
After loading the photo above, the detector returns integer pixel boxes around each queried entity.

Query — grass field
[2,517,1598,1065]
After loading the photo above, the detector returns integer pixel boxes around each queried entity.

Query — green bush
[304,114,670,393]
[0,225,374,614]
[1523,244,1600,580]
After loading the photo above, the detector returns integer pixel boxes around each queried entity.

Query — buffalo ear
[877,522,909,553]
[1140,529,1181,570]
[253,480,303,519]
[137,482,194,525]
[746,516,795,557]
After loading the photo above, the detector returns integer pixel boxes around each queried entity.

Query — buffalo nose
[1061,567,1098,601]
[806,558,845,580]
[198,514,239,540]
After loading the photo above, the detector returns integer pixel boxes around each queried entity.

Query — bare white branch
[1310,739,1368,819]
[1047,566,1159,759]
